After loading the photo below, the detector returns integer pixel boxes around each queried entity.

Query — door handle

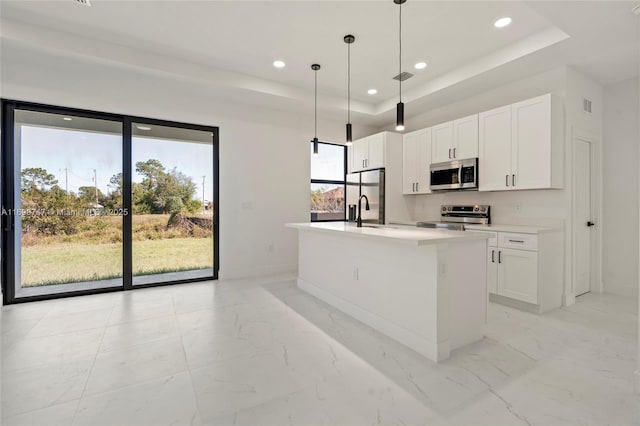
[449,148,452,159]
[453,148,456,158]
[512,174,516,187]
[416,182,419,192]
[498,251,502,263]
[491,250,495,263]
[412,182,415,192]
[458,165,463,187]
[4,213,12,231]
[505,174,509,187]
[587,221,595,227]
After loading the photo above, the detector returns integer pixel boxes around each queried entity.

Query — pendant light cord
[314,69,318,138]
[348,42,351,124]
[399,1,402,103]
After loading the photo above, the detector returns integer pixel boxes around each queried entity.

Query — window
[310,142,346,221]
[1,100,219,304]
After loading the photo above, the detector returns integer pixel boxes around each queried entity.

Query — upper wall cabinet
[351,132,386,172]
[403,128,431,195]
[431,114,479,164]
[479,94,564,191]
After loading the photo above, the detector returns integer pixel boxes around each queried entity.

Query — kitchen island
[286,222,490,362]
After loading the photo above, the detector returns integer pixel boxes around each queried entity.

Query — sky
[20,125,215,202]
[310,143,345,181]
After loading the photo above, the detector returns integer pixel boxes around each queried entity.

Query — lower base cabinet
[497,248,538,304]
[479,229,563,313]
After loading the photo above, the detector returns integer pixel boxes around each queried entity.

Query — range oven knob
[474,206,479,212]
[441,206,447,212]
[481,207,487,212]
[447,206,452,212]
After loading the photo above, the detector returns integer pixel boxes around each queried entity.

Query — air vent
[393,72,414,82]
[73,0,91,6]
[583,98,592,114]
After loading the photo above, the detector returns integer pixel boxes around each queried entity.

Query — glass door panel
[13,110,123,298]
[131,123,214,285]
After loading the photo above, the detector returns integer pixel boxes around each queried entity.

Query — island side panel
[437,239,488,353]
[297,230,442,361]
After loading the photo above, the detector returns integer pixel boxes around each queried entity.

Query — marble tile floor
[1,274,639,426]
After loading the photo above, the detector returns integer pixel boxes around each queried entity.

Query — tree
[133,159,198,214]
[20,167,85,235]
[78,186,104,206]
[21,168,58,192]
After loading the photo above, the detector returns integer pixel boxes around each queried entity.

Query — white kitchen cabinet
[479,93,563,192]
[431,114,478,164]
[497,248,538,304]
[452,114,479,160]
[431,121,454,164]
[472,227,563,313]
[487,247,498,295]
[403,128,431,195]
[479,105,512,191]
[351,133,386,172]
[511,94,563,190]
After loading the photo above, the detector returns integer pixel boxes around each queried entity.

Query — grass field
[21,237,214,287]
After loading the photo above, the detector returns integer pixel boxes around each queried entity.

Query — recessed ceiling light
[494,17,512,28]
[367,89,378,95]
[273,60,286,68]
[136,125,152,131]
[63,117,72,121]
[414,62,427,70]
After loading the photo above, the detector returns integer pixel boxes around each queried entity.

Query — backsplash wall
[412,189,566,229]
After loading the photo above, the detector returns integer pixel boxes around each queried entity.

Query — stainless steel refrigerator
[346,169,385,225]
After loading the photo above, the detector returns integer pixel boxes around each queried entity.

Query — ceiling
[1,1,638,127]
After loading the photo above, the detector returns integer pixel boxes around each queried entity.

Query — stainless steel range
[417,205,490,231]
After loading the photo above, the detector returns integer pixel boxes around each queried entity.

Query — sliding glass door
[131,122,215,285]
[1,101,218,304]
[11,109,124,298]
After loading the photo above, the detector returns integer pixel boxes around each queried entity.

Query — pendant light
[344,34,355,145]
[395,0,406,131]
[311,63,321,154]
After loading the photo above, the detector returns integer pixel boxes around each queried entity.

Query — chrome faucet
[356,194,370,228]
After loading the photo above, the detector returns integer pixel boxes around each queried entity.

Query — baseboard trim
[218,265,297,281]
[298,277,448,362]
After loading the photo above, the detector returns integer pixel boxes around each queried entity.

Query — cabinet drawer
[498,233,537,251]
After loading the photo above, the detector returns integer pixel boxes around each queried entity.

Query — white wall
[603,77,639,298]
[0,43,375,280]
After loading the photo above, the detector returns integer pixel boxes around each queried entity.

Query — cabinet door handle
[512,174,516,187]
[508,239,525,243]
[449,148,452,159]
[412,182,415,192]
[498,251,502,263]
[506,174,509,187]
[491,250,495,263]
[453,148,456,158]
[416,182,419,192]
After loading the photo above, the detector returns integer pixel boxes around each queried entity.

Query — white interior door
[574,138,593,296]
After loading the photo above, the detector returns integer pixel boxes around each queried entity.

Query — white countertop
[286,222,490,246]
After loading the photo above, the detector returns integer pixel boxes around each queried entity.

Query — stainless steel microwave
[430,158,478,191]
